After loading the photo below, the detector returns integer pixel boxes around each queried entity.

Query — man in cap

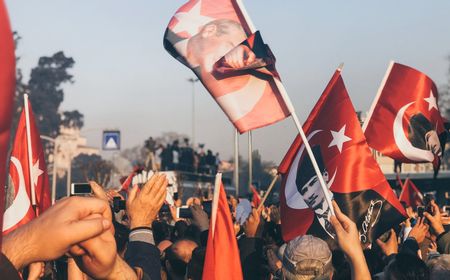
[282,235,333,280]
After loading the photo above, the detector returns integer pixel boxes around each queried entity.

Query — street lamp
[188,77,199,148]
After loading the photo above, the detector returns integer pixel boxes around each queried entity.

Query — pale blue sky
[5,0,450,163]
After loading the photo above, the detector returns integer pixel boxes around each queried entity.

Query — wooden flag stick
[257,174,279,212]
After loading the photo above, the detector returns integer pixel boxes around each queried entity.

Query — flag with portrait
[164,0,290,133]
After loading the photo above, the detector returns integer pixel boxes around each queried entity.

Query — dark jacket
[0,253,21,280]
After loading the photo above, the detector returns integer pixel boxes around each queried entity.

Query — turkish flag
[0,0,16,239]
[364,62,446,165]
[203,174,243,280]
[164,0,290,133]
[3,101,51,235]
[278,69,406,247]
[399,178,423,209]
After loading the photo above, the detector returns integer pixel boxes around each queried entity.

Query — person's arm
[330,201,371,280]
[2,196,112,271]
[239,208,265,280]
[27,262,45,280]
[376,229,398,258]
[424,200,449,254]
[67,258,88,280]
[124,173,168,280]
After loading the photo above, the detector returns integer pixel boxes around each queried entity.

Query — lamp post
[188,78,199,148]
[40,135,58,204]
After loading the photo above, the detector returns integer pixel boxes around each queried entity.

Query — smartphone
[70,183,92,196]
[177,206,193,219]
[417,206,425,218]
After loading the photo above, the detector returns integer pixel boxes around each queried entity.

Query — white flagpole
[248,131,253,191]
[362,61,394,132]
[211,172,222,236]
[24,94,37,207]
[234,129,239,197]
[235,1,335,215]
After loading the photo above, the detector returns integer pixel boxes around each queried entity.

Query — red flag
[3,101,51,234]
[278,69,406,246]
[399,178,423,209]
[0,0,16,240]
[203,173,243,280]
[250,184,261,208]
[119,171,136,192]
[164,0,290,133]
[364,62,446,165]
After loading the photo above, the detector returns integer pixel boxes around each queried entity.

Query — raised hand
[376,229,398,256]
[126,173,168,229]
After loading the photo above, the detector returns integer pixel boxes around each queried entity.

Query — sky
[5,0,450,164]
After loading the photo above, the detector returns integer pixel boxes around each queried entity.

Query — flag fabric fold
[164,0,290,133]
[3,101,51,234]
[203,173,243,280]
[279,69,406,247]
[0,0,16,238]
[364,62,446,166]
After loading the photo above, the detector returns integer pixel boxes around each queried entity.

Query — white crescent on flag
[393,102,434,162]
[3,157,32,231]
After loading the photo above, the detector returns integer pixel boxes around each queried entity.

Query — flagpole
[234,129,239,197]
[256,174,278,212]
[248,131,253,192]
[362,61,394,132]
[235,0,335,215]
[24,94,37,207]
[211,172,222,236]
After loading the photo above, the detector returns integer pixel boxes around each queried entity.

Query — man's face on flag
[299,170,329,210]
[296,145,330,211]
[186,19,246,72]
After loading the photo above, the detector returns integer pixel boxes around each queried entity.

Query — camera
[70,183,92,196]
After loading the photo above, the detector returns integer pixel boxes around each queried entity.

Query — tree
[61,110,84,129]
[26,51,76,138]
[72,154,115,187]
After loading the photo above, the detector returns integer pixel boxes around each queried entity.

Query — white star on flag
[328,125,352,153]
[171,0,214,37]
[32,159,44,187]
[424,90,438,111]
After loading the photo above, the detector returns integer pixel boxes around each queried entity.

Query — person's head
[427,254,450,280]
[296,146,329,211]
[186,19,246,72]
[282,235,333,280]
[165,239,198,279]
[152,220,171,245]
[187,247,206,280]
[384,253,429,280]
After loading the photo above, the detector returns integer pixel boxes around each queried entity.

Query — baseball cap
[282,235,333,277]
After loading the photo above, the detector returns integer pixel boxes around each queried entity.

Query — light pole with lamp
[40,135,58,204]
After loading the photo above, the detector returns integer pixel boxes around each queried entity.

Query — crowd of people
[145,138,221,175]
[1,173,450,279]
